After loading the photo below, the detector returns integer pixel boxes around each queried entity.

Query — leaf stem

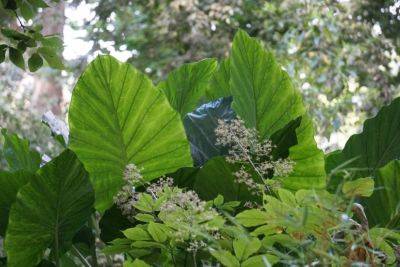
[192,251,197,267]
[90,215,99,267]
[71,245,92,267]
[54,229,60,267]
[13,11,26,30]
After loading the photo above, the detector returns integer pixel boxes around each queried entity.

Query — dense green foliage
[0,0,64,71]
[0,30,399,266]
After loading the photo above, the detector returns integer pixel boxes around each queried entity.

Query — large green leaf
[363,160,400,228]
[5,150,94,267]
[1,129,41,172]
[205,58,231,101]
[158,58,217,116]
[99,205,132,243]
[68,55,192,211]
[230,30,305,140]
[184,97,235,166]
[193,157,259,202]
[276,116,326,190]
[0,170,33,236]
[326,97,400,188]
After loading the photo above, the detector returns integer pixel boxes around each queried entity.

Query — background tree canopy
[0,0,400,157]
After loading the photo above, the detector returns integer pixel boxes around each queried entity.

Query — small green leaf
[2,129,41,172]
[251,225,276,237]
[124,259,151,267]
[1,28,30,41]
[41,35,63,50]
[210,250,240,267]
[24,38,36,47]
[221,201,241,212]
[8,47,25,70]
[131,241,166,249]
[277,188,297,206]
[28,53,43,72]
[233,237,261,261]
[123,227,151,241]
[37,46,64,69]
[242,254,279,267]
[236,209,268,227]
[213,195,224,206]
[134,194,154,213]
[29,0,48,8]
[102,238,132,255]
[147,222,167,243]
[17,41,27,52]
[18,1,35,20]
[135,213,154,222]
[342,177,374,198]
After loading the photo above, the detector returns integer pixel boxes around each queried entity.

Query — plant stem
[54,229,60,267]
[72,245,92,267]
[235,137,273,194]
[54,222,60,267]
[90,215,99,267]
[13,11,26,30]
[192,252,197,267]
[169,248,177,267]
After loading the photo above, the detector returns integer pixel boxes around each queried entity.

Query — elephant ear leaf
[158,58,217,117]
[1,129,41,172]
[230,30,305,140]
[68,55,192,211]
[206,58,231,101]
[326,97,400,188]
[184,97,236,166]
[193,156,259,202]
[363,160,400,228]
[0,170,33,236]
[276,116,326,190]
[5,150,94,267]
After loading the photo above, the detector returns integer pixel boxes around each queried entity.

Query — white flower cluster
[158,188,222,246]
[113,164,144,221]
[233,166,260,195]
[215,118,295,193]
[160,189,206,214]
[146,177,174,197]
[186,240,207,253]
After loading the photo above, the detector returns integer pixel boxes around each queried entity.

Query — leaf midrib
[97,57,128,165]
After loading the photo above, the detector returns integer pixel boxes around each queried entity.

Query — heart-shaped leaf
[1,129,41,172]
[5,150,94,267]
[68,55,192,211]
[158,58,217,117]
[230,30,305,140]
[0,170,33,236]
